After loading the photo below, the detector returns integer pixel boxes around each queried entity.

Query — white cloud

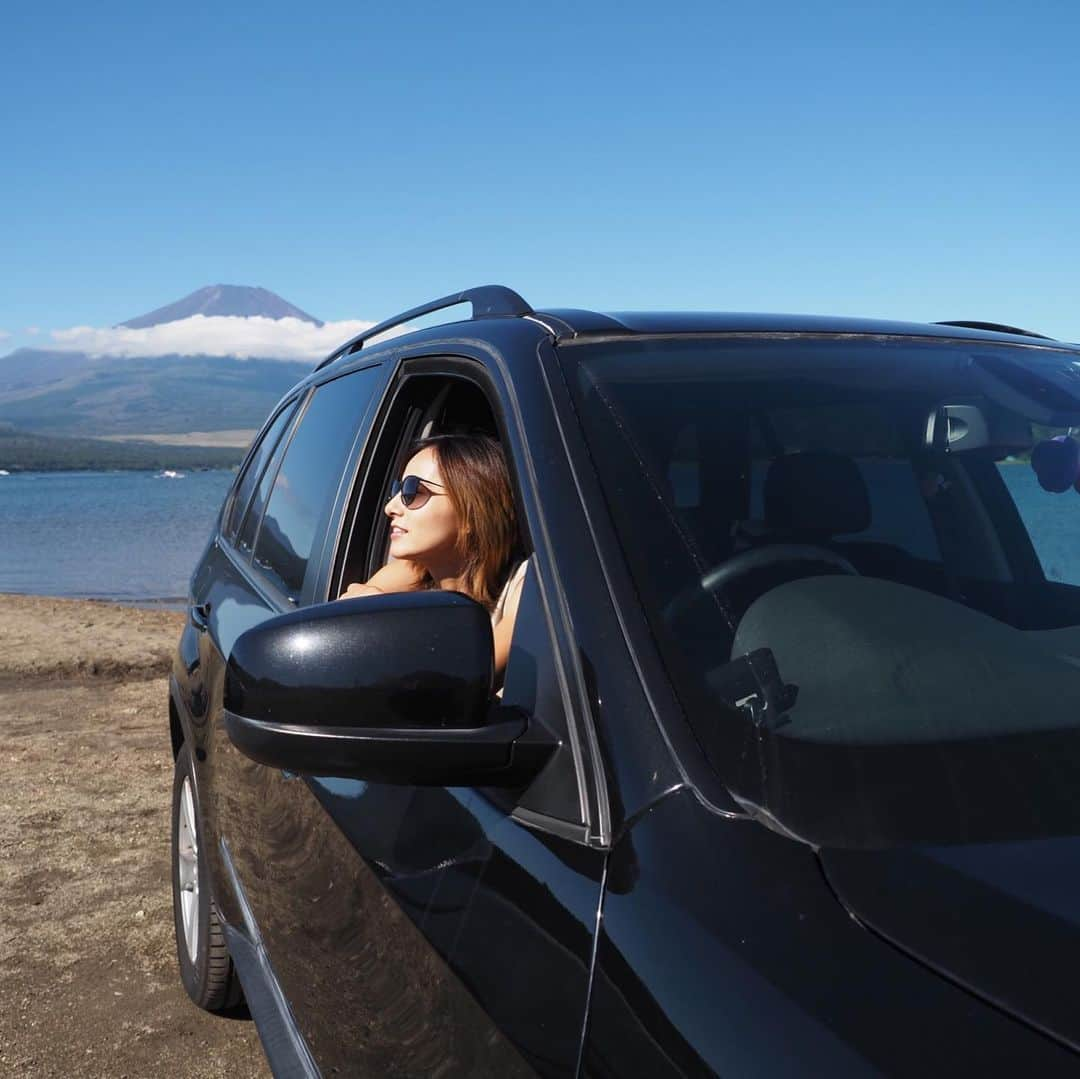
[47,314,411,361]
[0,330,10,342]
[25,326,40,336]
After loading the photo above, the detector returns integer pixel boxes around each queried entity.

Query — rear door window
[252,366,382,602]
[223,400,297,544]
[237,402,301,558]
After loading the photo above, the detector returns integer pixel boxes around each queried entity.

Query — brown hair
[408,433,521,611]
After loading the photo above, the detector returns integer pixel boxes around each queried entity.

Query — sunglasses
[389,475,446,509]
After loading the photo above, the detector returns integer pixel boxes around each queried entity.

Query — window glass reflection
[254,367,381,600]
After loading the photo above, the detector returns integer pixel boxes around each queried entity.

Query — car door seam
[575,851,609,1078]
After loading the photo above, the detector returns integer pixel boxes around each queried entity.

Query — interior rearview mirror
[924,404,990,453]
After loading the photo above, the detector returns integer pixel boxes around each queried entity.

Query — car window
[237,400,302,558]
[333,376,504,593]
[223,400,297,544]
[252,366,381,602]
[331,370,586,825]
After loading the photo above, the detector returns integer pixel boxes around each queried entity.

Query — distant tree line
[0,426,243,471]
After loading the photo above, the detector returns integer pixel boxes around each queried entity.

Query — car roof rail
[315,285,533,371]
[934,320,1054,340]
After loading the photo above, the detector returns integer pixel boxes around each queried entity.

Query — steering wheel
[665,544,859,625]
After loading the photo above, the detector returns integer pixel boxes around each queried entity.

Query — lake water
[0,466,1077,605]
[999,464,1080,586]
[0,470,234,604]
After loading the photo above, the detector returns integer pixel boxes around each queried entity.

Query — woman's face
[384,447,463,565]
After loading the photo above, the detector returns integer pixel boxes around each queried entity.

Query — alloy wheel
[176,776,200,963]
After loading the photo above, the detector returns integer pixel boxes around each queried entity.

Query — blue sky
[2,0,1079,353]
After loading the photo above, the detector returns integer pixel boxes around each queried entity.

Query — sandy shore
[98,430,257,448]
[0,594,269,1078]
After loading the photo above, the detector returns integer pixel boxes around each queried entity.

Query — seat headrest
[764,452,871,535]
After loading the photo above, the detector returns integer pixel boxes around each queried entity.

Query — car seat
[761,452,922,584]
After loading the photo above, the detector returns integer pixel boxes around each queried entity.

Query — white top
[492,559,528,627]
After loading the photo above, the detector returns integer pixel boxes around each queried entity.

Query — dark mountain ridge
[0,354,310,436]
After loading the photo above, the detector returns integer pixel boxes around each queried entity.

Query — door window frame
[317,351,604,843]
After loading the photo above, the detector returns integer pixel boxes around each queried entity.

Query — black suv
[170,287,1080,1076]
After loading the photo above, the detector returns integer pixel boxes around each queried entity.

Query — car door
[213,353,608,1076]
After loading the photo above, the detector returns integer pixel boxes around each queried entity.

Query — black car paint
[588,789,1080,1076]
[170,313,1080,1075]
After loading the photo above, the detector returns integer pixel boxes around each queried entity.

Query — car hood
[820,839,1080,1052]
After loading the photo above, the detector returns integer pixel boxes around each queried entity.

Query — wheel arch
[168,675,194,760]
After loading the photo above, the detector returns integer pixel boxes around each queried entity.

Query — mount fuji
[118,284,324,329]
[0,286,328,438]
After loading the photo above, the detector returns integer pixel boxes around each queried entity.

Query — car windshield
[561,334,1080,849]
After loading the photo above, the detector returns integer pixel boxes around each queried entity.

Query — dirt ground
[0,594,269,1078]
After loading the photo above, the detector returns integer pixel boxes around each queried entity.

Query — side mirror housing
[223,591,554,785]
[225,590,493,729]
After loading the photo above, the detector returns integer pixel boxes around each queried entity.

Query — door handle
[190,602,212,631]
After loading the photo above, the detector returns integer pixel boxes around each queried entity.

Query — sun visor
[972,352,1080,427]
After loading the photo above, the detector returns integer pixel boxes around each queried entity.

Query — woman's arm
[339,557,427,599]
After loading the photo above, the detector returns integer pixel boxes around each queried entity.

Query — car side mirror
[223,590,555,785]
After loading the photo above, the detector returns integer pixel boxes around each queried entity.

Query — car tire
[171,741,243,1012]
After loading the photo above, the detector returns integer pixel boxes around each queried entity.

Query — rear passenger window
[237,403,299,558]
[223,401,297,543]
[253,367,381,601]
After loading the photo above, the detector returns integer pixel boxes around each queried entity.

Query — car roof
[534,309,1069,346]
[314,286,1077,375]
